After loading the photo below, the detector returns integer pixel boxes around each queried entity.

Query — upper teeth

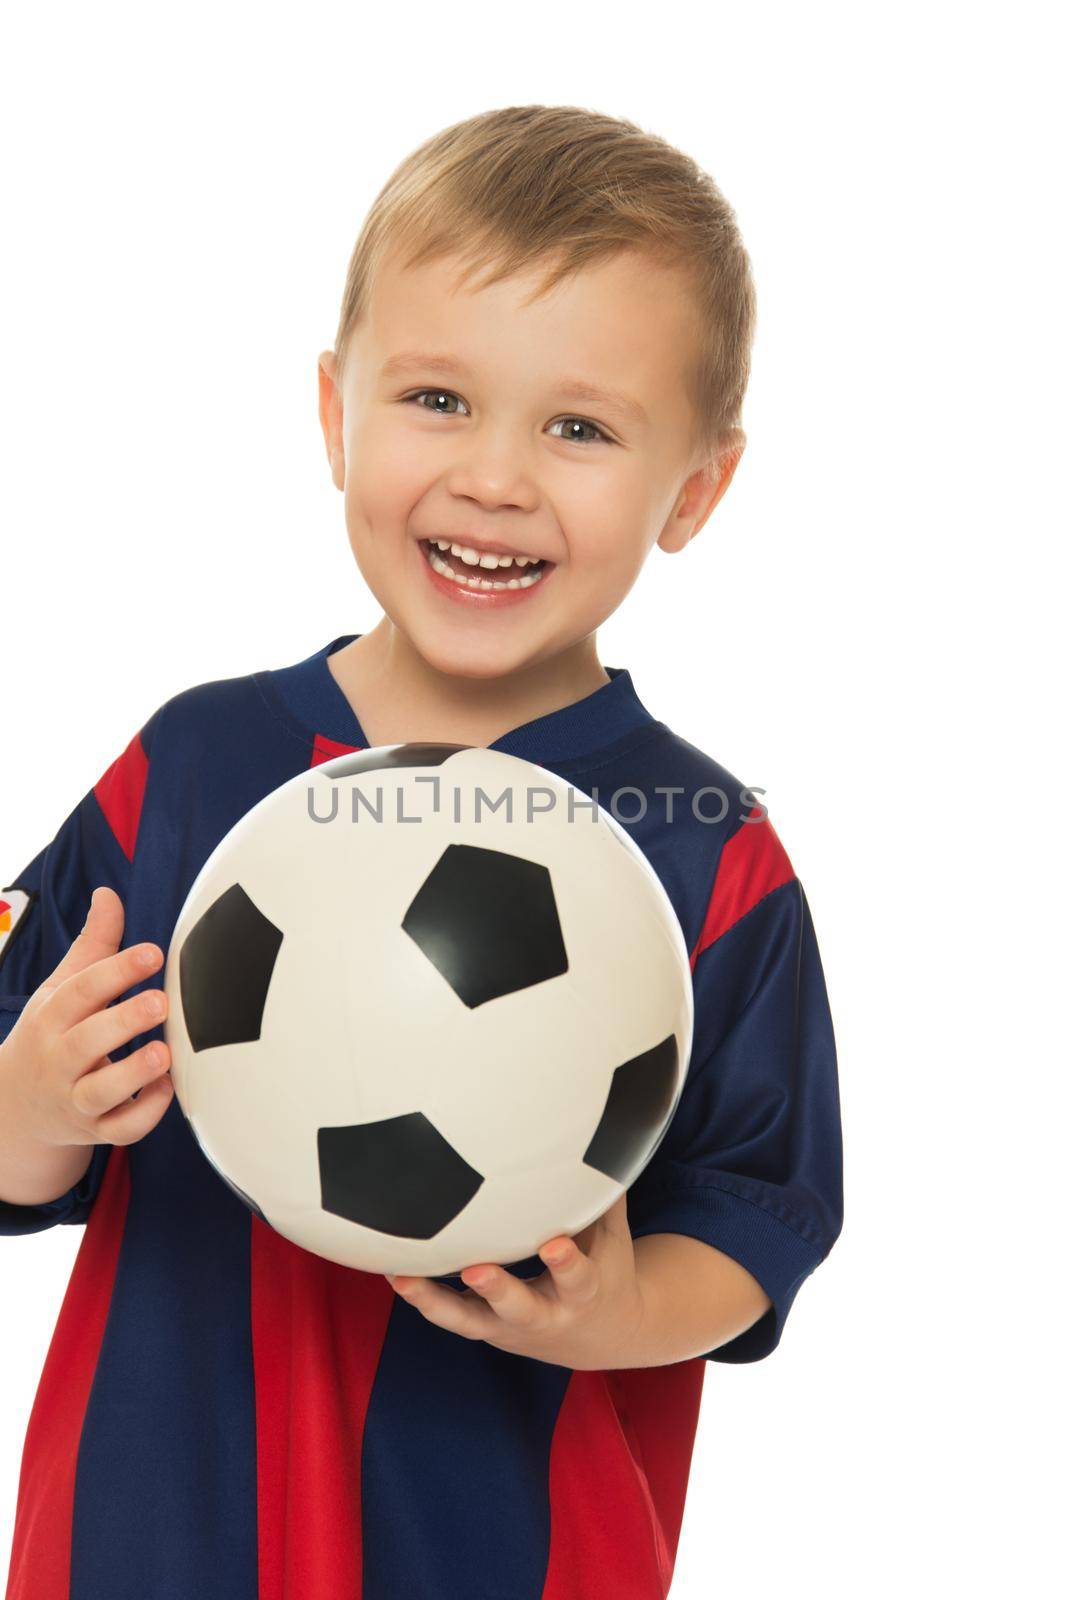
[431,539,541,570]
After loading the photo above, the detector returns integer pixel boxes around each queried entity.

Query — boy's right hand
[0,885,174,1152]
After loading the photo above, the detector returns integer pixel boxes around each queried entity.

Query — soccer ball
[162,744,693,1276]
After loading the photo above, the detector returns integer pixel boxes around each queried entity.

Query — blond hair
[332,104,756,469]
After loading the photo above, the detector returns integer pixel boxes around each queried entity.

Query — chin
[401,615,538,683]
[419,634,527,681]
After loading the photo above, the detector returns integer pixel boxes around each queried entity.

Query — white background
[1,4,1062,1595]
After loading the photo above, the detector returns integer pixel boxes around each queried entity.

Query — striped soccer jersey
[0,633,843,1600]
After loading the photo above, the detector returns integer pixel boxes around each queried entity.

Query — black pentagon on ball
[319,1112,484,1238]
[178,882,284,1052]
[582,1034,679,1182]
[402,843,568,1008]
[318,743,470,780]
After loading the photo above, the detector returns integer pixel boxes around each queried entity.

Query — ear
[317,350,345,490]
[658,430,745,555]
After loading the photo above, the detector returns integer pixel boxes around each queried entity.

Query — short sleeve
[626,819,843,1363]
[0,715,157,1235]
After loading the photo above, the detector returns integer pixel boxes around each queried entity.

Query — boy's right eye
[403,388,469,416]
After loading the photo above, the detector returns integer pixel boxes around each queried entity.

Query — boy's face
[318,245,739,681]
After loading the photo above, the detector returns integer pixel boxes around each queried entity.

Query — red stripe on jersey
[251,1227,394,1600]
[690,815,795,969]
[541,1364,703,1597]
[93,730,149,863]
[604,1365,706,1587]
[253,729,375,1599]
[5,1149,129,1600]
[311,733,361,766]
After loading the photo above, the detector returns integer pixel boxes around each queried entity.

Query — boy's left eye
[402,390,614,446]
[547,416,612,446]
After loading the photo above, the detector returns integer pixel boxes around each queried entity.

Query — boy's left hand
[383,1191,646,1371]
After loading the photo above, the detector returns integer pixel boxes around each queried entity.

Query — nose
[443,430,539,513]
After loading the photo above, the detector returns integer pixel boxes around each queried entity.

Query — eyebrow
[378,350,648,426]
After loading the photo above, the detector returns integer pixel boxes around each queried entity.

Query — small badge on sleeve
[0,886,37,975]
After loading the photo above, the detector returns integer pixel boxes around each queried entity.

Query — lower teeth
[424,543,546,591]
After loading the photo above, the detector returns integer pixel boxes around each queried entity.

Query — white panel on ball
[163,744,693,1276]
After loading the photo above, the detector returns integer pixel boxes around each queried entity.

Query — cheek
[345,418,432,527]
[570,515,647,577]
[560,459,651,546]
[563,538,647,625]
[561,503,653,621]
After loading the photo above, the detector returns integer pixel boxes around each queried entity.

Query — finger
[457,1264,547,1329]
[92,1071,174,1147]
[62,985,168,1080]
[43,885,126,990]
[386,1276,500,1341]
[47,941,166,1037]
[538,1236,599,1307]
[72,1038,172,1120]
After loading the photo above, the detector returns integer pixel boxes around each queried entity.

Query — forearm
[621,1233,772,1368]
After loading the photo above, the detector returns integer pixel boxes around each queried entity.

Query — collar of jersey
[259,633,661,766]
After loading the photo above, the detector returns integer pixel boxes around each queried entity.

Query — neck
[328,619,611,749]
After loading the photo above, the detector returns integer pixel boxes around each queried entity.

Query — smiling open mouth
[418,539,553,591]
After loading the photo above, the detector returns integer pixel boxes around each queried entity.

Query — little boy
[0,105,843,1599]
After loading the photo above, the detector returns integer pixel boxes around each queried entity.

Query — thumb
[50,884,126,985]
[573,1193,629,1257]
[602,1190,630,1237]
